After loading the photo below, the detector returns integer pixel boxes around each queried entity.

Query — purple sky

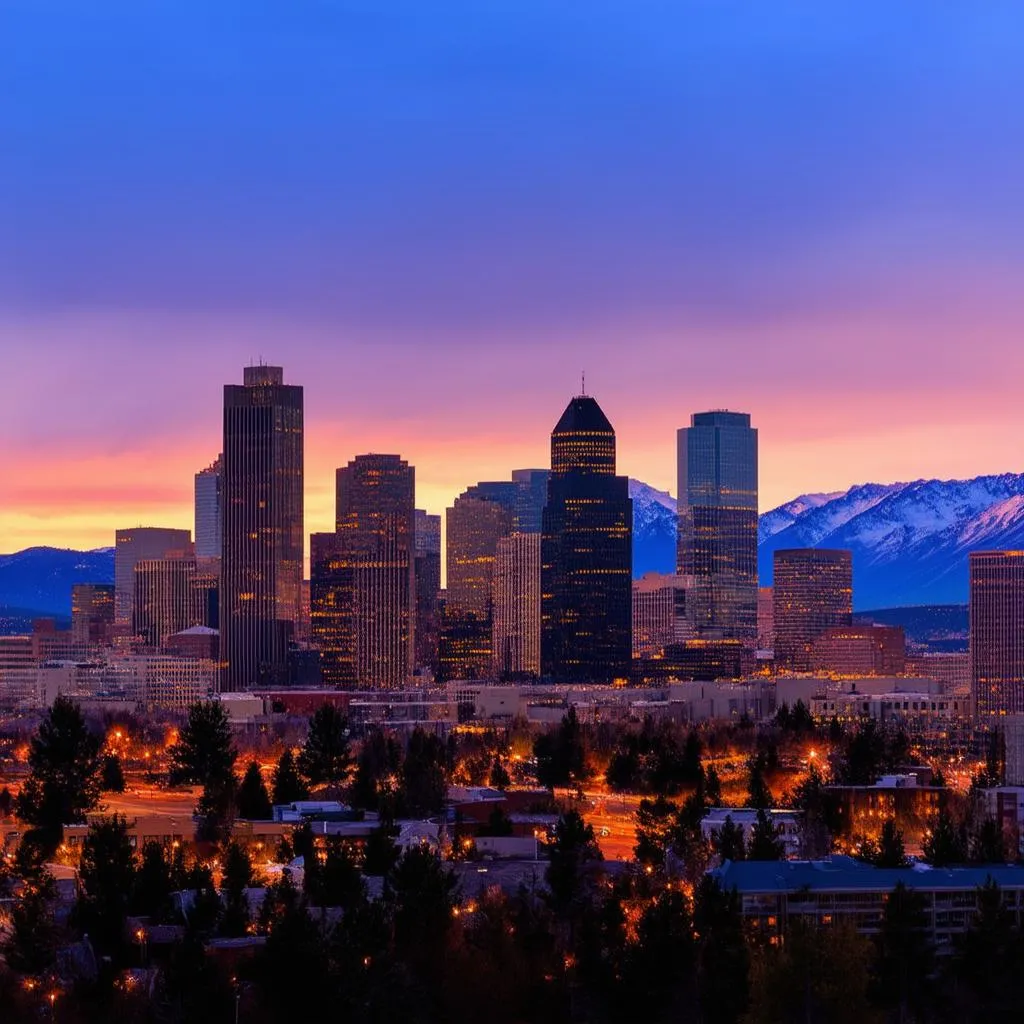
[3,2,1024,550]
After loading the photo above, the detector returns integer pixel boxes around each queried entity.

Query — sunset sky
[3,2,1024,553]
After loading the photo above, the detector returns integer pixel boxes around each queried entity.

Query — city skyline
[5,3,1024,552]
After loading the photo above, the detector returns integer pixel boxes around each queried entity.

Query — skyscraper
[332,454,416,689]
[511,469,550,534]
[310,530,355,686]
[677,411,758,643]
[71,583,115,646]
[493,532,542,678]
[114,527,192,628]
[414,510,442,677]
[133,556,204,648]
[194,456,223,560]
[970,551,1024,720]
[772,549,853,671]
[541,394,632,682]
[440,492,512,680]
[220,365,303,691]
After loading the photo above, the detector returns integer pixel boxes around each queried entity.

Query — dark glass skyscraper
[541,395,632,682]
[220,365,304,691]
[970,551,1024,720]
[677,410,758,643]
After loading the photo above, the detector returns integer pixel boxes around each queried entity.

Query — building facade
[71,583,115,646]
[194,455,223,560]
[541,394,632,683]
[133,556,204,648]
[773,549,853,671]
[676,411,758,644]
[971,551,1024,720]
[809,624,906,676]
[220,365,304,691]
[492,532,542,678]
[414,510,442,678]
[632,573,689,659]
[114,527,192,628]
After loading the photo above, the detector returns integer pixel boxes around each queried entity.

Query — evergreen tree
[133,840,173,921]
[236,760,273,820]
[874,882,933,1022]
[704,764,722,806]
[195,773,238,846]
[747,808,784,861]
[297,704,353,789]
[389,844,459,971]
[309,837,365,909]
[0,785,12,817]
[969,817,1007,864]
[488,757,510,790]
[15,695,101,854]
[3,870,59,975]
[546,810,602,915]
[923,807,968,866]
[874,818,908,868]
[169,701,236,787]
[219,841,255,937]
[534,707,589,789]
[693,875,749,1024]
[400,727,448,816]
[72,814,138,956]
[714,816,746,863]
[792,763,839,859]
[351,730,403,812]
[362,823,401,877]
[101,752,126,792]
[271,749,309,805]
[746,752,773,810]
[634,795,679,868]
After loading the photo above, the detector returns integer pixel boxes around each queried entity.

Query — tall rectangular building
[541,394,632,683]
[220,365,304,691]
[133,556,204,648]
[677,411,758,644]
[194,456,223,560]
[970,551,1024,720]
[772,549,853,671]
[414,510,442,678]
[114,527,192,627]
[492,532,542,678]
[315,454,416,689]
[71,583,115,646]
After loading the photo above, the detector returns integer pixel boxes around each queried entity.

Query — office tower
[194,455,223,560]
[757,586,774,650]
[133,556,204,648]
[511,469,550,533]
[492,532,542,678]
[632,573,689,659]
[71,583,115,646]
[677,411,758,643]
[220,365,304,691]
[970,551,1024,720]
[332,454,416,689]
[441,492,512,680]
[810,624,905,676]
[541,394,632,682]
[772,549,853,671]
[114,527,192,627]
[414,510,442,677]
[310,531,355,686]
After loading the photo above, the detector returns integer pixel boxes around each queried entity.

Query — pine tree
[298,704,353,789]
[923,808,967,866]
[271,749,309,805]
[220,842,256,937]
[72,814,138,956]
[874,818,908,868]
[101,752,126,792]
[169,701,236,787]
[747,808,784,861]
[237,760,273,820]
[715,816,746,863]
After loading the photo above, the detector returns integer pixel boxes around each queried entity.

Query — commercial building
[71,583,115,646]
[413,510,441,678]
[114,527,192,627]
[194,455,223,560]
[220,365,304,691]
[970,551,1024,720]
[492,532,542,678]
[0,636,36,709]
[757,586,774,650]
[541,394,632,683]
[809,624,906,676]
[713,857,1024,953]
[773,549,853,671]
[677,411,758,644]
[133,556,204,648]
[905,653,970,696]
[632,573,689,658]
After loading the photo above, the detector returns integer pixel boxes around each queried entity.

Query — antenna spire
[581,370,586,396]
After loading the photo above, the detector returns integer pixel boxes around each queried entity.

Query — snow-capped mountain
[629,479,677,579]
[759,474,1024,607]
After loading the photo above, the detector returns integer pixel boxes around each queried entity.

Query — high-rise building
[414,510,441,677]
[772,549,853,671]
[194,456,223,560]
[809,624,906,676]
[493,532,542,678]
[310,531,355,686]
[133,556,204,648]
[632,573,690,659]
[441,492,512,680]
[71,583,115,646]
[541,394,632,682]
[511,469,550,534]
[114,527,192,627]
[326,454,416,689]
[220,365,304,691]
[757,586,774,650]
[970,551,1024,720]
[677,411,758,643]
